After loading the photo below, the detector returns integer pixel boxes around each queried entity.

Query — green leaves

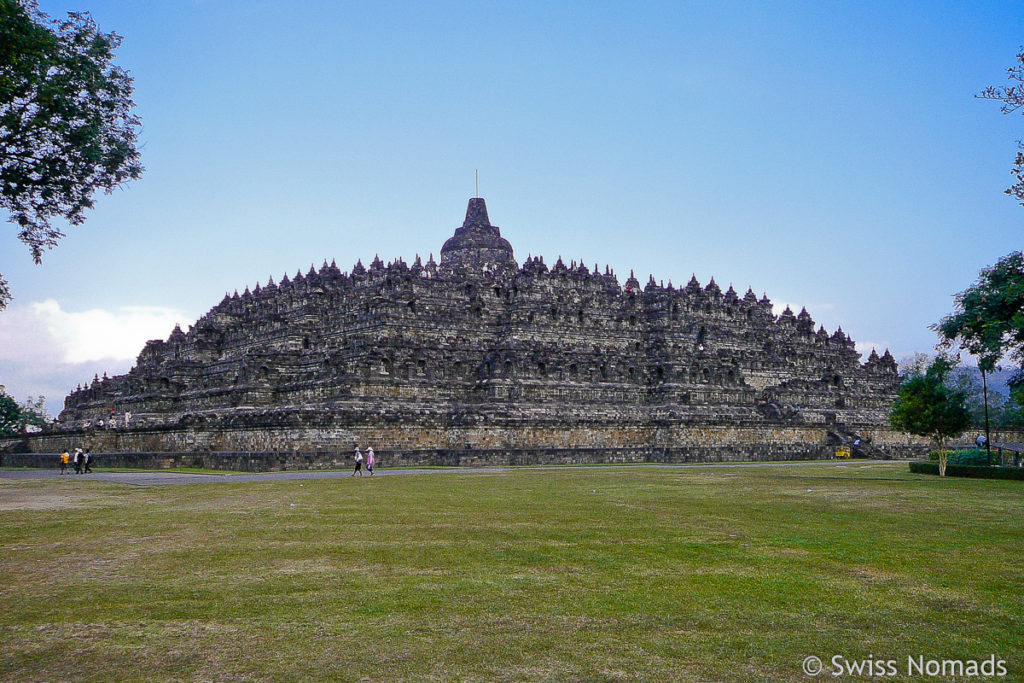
[0,387,50,436]
[0,391,19,436]
[934,251,1024,395]
[889,355,972,445]
[0,0,143,310]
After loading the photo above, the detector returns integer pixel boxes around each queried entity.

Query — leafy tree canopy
[890,355,973,448]
[18,394,49,428]
[902,353,1024,428]
[0,0,142,309]
[934,251,1024,400]
[977,47,1024,206]
[0,390,19,436]
[0,387,50,436]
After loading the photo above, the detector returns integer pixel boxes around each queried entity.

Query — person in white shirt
[352,448,363,477]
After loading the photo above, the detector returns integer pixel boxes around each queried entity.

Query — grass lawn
[1,462,1021,681]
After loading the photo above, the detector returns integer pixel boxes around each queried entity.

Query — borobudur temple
[43,197,913,466]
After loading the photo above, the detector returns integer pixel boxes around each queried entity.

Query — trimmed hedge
[909,461,1024,480]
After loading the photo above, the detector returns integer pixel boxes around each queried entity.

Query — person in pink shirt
[366,447,375,476]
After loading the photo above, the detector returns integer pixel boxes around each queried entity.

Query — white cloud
[855,341,890,357]
[0,299,191,365]
[0,300,192,411]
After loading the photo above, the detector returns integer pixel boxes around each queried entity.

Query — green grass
[1,462,1021,681]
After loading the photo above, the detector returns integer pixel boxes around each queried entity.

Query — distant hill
[956,366,1016,397]
[897,355,1016,396]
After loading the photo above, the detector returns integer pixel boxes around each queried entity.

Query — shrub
[926,448,998,466]
[948,448,995,466]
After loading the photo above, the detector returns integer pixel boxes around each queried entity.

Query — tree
[0,0,143,310]
[934,251,1024,401]
[0,389,19,436]
[0,387,50,436]
[947,365,1024,436]
[18,395,49,429]
[984,390,1024,429]
[977,47,1024,206]
[890,355,972,476]
[903,356,1024,429]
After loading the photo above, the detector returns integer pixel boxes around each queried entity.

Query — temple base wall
[0,446,841,471]
[3,423,929,470]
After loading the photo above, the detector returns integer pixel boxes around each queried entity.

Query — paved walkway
[0,460,902,487]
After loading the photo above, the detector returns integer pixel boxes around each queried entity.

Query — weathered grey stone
[29,197,909,465]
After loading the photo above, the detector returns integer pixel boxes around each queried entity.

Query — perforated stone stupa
[49,198,906,464]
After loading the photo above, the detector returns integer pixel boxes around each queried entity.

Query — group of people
[56,445,375,475]
[352,446,375,476]
[59,448,92,475]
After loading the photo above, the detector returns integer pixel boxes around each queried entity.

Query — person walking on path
[72,449,82,475]
[366,447,375,476]
[352,447,363,477]
[83,450,93,474]
[59,451,69,475]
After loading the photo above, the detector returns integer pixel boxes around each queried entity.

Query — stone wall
[2,441,913,473]
[6,420,925,471]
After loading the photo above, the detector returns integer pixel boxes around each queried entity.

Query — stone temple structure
[40,198,910,467]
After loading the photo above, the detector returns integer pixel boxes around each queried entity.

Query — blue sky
[1,0,1022,412]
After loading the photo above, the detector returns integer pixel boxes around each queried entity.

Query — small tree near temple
[0,388,51,436]
[18,395,49,430]
[890,355,972,476]
[0,389,21,437]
